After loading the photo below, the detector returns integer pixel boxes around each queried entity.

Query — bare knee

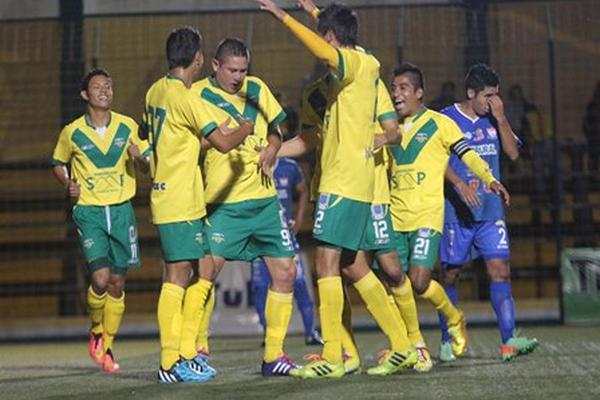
[107,274,126,297]
[442,266,461,287]
[409,267,431,295]
[265,258,296,292]
[486,259,511,282]
[90,268,110,294]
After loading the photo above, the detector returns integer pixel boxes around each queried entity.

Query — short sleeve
[332,48,359,86]
[257,80,286,131]
[186,94,218,137]
[442,117,466,150]
[52,126,72,165]
[376,79,396,123]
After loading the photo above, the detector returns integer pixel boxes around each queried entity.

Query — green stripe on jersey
[71,123,131,169]
[200,80,262,124]
[389,118,438,165]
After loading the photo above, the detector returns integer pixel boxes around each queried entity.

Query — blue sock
[439,285,458,343]
[294,277,315,336]
[250,260,271,331]
[490,281,515,343]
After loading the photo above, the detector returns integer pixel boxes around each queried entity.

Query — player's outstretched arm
[256,0,338,68]
[445,166,481,208]
[206,117,254,153]
[489,95,519,161]
[279,131,318,158]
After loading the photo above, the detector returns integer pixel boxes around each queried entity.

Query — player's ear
[467,88,476,100]
[195,51,204,69]
[416,87,424,101]
[212,58,220,73]
[80,90,89,102]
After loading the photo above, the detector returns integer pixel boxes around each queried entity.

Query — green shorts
[157,219,207,263]
[313,193,372,251]
[72,201,140,275]
[394,228,441,271]
[363,204,396,254]
[205,196,295,262]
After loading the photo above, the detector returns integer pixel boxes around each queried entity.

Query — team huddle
[51,0,539,383]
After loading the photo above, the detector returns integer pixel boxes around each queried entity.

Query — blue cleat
[190,354,218,378]
[261,353,298,377]
[157,359,214,384]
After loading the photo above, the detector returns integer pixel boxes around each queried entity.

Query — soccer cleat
[438,341,456,362]
[366,349,417,376]
[157,359,213,384]
[261,353,298,377]
[290,354,344,379]
[342,352,361,375]
[102,348,120,373]
[88,332,105,366]
[190,355,218,378]
[413,346,433,372]
[305,330,324,346]
[447,311,468,357]
[501,336,540,361]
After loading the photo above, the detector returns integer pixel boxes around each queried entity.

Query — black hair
[166,26,202,69]
[80,68,111,92]
[215,37,250,62]
[317,3,358,47]
[393,63,425,91]
[465,63,500,94]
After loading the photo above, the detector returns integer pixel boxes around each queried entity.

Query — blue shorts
[440,220,510,266]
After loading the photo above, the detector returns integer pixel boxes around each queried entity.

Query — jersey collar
[84,112,112,129]
[166,74,186,85]
[454,103,479,123]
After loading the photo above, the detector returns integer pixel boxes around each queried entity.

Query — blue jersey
[274,158,305,222]
[442,104,505,223]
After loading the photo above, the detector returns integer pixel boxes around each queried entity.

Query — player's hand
[489,95,506,121]
[256,0,287,20]
[258,144,277,181]
[455,181,481,208]
[297,0,317,15]
[127,139,141,159]
[373,134,388,149]
[489,180,510,206]
[289,219,301,235]
[67,177,80,199]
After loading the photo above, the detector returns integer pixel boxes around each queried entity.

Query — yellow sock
[158,282,185,370]
[263,290,293,362]
[318,276,344,364]
[420,280,461,326]
[391,278,425,346]
[179,279,212,359]
[103,292,125,351]
[87,286,106,335]
[196,286,215,353]
[353,271,411,352]
[341,287,359,359]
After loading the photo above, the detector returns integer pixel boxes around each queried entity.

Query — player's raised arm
[489,94,520,161]
[297,0,320,20]
[256,0,339,69]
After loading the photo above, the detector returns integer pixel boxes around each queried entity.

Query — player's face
[82,74,113,111]
[391,74,423,119]
[212,55,249,94]
[470,85,499,116]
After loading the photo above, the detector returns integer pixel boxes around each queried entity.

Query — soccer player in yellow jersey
[142,27,253,384]
[388,63,510,360]
[282,71,432,373]
[191,38,299,377]
[52,68,150,373]
[258,0,417,378]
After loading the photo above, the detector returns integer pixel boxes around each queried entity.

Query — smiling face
[391,73,423,119]
[468,85,499,116]
[212,55,248,94]
[81,74,113,111]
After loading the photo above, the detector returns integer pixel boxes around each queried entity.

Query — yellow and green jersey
[389,108,467,232]
[319,47,381,203]
[301,74,394,205]
[52,111,149,206]
[143,75,218,224]
[193,76,286,204]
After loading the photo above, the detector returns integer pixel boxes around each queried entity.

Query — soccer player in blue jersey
[251,157,323,345]
[438,64,539,361]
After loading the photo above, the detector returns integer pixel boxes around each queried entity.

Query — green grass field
[1,325,599,400]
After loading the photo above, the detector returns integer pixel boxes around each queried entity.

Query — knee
[273,264,296,290]
[443,267,461,287]
[487,260,511,282]
[91,272,110,293]
[108,277,126,297]
[411,278,429,296]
